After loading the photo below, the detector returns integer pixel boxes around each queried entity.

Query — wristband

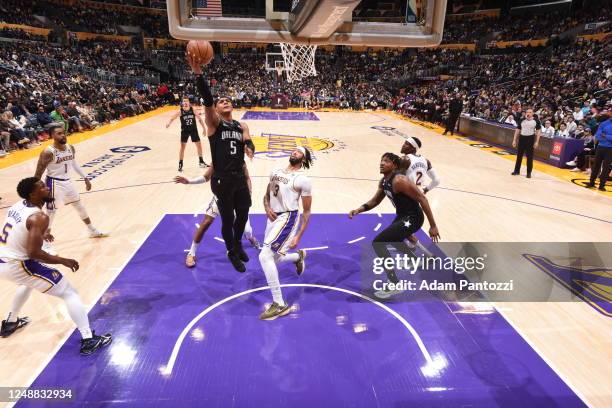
[245,139,255,153]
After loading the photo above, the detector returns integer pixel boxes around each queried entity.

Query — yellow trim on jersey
[20,261,54,293]
[266,213,291,245]
[277,216,300,256]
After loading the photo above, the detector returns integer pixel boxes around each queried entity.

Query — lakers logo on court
[524,254,612,316]
[253,133,346,159]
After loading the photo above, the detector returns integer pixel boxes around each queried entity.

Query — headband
[405,137,419,150]
[297,146,307,155]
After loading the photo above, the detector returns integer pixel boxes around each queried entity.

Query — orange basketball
[186,40,214,66]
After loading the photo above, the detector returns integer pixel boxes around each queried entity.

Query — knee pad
[71,201,89,220]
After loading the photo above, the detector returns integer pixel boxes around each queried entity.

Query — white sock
[86,223,96,232]
[244,218,253,240]
[49,281,92,339]
[259,247,285,306]
[189,241,199,256]
[277,252,299,263]
[7,286,32,322]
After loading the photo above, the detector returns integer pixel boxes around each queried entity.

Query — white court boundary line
[8,214,166,408]
[160,283,434,376]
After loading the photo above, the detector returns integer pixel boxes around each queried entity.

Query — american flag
[193,0,222,17]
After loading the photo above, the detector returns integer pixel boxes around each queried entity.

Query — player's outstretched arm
[70,146,91,191]
[26,212,79,270]
[197,108,206,129]
[348,186,385,218]
[188,57,220,134]
[393,176,440,242]
[34,149,53,179]
[166,111,180,128]
[289,195,312,249]
[174,165,214,185]
[289,176,312,248]
[423,159,440,194]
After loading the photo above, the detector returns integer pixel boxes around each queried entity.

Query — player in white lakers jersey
[174,163,259,268]
[400,137,440,254]
[259,146,312,320]
[34,124,107,253]
[0,177,111,355]
[400,137,440,193]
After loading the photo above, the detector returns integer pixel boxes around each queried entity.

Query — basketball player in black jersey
[166,97,207,172]
[189,55,255,272]
[349,153,440,289]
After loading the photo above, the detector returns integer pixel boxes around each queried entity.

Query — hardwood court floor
[0,109,610,407]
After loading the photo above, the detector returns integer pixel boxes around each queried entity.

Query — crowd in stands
[0,0,610,165]
[441,7,611,44]
[172,48,395,111]
[0,28,48,42]
[1,0,169,38]
[394,38,610,136]
[0,39,171,156]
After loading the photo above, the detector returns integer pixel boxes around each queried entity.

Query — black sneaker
[234,242,249,262]
[386,269,399,284]
[80,331,112,356]
[1,317,30,338]
[227,250,246,273]
[511,171,519,176]
[295,249,306,276]
[586,183,595,189]
[198,161,208,168]
[526,173,532,178]
[178,162,183,172]
[598,186,606,191]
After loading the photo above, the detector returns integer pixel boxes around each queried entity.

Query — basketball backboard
[166,0,447,48]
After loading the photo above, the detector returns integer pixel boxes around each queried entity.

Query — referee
[588,114,612,191]
[511,108,541,178]
[443,93,463,135]
[188,53,255,272]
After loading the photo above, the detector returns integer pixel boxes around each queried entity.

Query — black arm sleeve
[196,75,214,107]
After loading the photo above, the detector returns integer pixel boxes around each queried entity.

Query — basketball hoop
[280,42,317,83]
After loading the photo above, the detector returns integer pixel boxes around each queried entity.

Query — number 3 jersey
[268,168,312,213]
[45,145,75,179]
[0,200,42,261]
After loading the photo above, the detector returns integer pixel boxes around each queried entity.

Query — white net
[280,43,317,83]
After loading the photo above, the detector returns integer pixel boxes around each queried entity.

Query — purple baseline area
[241,111,320,121]
[19,215,584,408]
